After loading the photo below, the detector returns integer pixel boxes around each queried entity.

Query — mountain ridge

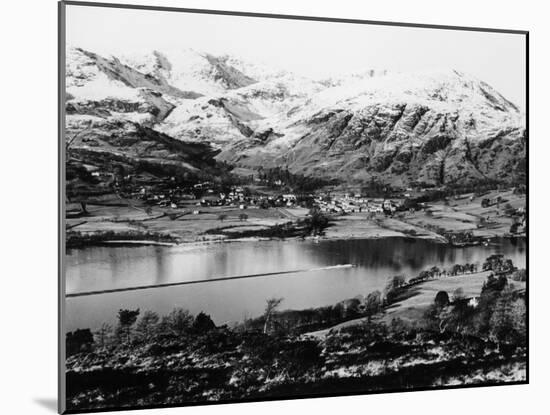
[65,47,526,188]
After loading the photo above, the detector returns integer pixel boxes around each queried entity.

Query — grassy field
[402,190,526,238]
[323,213,446,241]
[306,271,526,337]
[66,201,308,243]
[383,272,523,323]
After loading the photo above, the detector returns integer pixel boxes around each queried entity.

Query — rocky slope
[66,47,526,187]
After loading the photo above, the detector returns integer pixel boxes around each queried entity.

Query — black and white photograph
[60,2,527,413]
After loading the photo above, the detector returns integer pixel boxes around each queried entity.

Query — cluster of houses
[315,193,399,215]
[197,188,300,210]
[116,174,407,217]
[139,185,402,216]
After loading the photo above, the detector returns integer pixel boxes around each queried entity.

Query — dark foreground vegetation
[66,256,526,411]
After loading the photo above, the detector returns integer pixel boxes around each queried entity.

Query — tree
[440,296,475,335]
[218,214,227,222]
[384,275,406,304]
[160,308,193,337]
[434,291,450,308]
[510,222,520,234]
[94,323,113,348]
[417,270,432,282]
[482,273,508,293]
[364,290,382,319]
[490,287,524,344]
[135,311,160,341]
[386,275,406,292]
[263,297,284,334]
[482,254,515,273]
[305,207,329,235]
[450,264,464,276]
[239,213,248,222]
[342,298,362,319]
[429,266,441,277]
[472,274,510,337]
[510,297,527,344]
[192,312,216,334]
[116,308,140,343]
[423,304,444,332]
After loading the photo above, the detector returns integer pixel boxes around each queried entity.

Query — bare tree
[94,323,113,348]
[263,297,284,334]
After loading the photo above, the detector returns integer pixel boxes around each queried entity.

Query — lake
[65,237,526,331]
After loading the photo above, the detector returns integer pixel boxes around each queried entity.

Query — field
[66,189,525,246]
[383,272,526,324]
[402,190,526,238]
[66,200,310,245]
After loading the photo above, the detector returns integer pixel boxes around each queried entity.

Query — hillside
[65,47,526,188]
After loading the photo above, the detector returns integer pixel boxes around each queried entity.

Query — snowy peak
[114,48,273,96]
[310,69,520,115]
[66,47,202,101]
[65,46,526,187]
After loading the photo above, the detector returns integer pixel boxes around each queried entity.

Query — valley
[65,47,526,250]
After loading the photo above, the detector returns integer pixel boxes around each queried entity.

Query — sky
[66,4,527,109]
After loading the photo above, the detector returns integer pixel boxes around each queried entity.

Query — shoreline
[66,229,525,251]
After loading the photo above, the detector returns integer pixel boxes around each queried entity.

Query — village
[66,167,527,248]
[132,183,401,216]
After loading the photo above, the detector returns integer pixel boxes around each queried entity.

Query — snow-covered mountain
[65,46,526,187]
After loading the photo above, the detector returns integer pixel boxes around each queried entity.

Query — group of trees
[390,262,480,292]
[244,291,383,336]
[482,254,516,274]
[444,231,478,245]
[424,273,526,345]
[449,263,478,275]
[302,207,330,235]
[408,266,442,285]
[66,308,216,356]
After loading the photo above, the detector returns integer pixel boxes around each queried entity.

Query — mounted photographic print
[59,1,528,413]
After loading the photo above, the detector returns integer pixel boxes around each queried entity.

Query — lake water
[65,237,526,331]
